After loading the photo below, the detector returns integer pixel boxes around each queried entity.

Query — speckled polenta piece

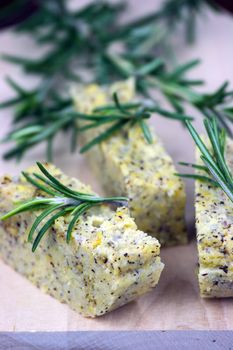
[72,79,187,246]
[196,138,233,297]
[0,163,164,317]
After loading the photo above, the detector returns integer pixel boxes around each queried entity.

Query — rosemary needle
[177,118,233,203]
[0,162,128,252]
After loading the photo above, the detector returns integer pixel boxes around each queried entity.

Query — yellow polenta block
[0,163,164,316]
[72,78,187,246]
[196,138,233,297]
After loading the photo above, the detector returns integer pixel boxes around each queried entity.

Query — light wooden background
[0,0,233,331]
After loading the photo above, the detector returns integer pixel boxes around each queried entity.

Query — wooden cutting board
[1,239,233,331]
[0,0,233,331]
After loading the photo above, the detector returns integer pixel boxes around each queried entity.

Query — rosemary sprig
[1,92,193,160]
[0,162,128,252]
[177,118,233,203]
[1,0,230,161]
[79,93,193,153]
[106,54,233,130]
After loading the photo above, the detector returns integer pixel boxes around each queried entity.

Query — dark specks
[219,265,228,274]
[127,260,135,264]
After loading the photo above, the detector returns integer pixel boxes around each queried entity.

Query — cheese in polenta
[72,78,187,246]
[0,163,164,316]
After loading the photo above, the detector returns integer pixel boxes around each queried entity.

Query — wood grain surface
[0,0,233,331]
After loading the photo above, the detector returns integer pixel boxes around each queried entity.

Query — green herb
[0,162,128,252]
[1,92,193,160]
[107,55,233,133]
[177,118,233,203]
[1,0,230,161]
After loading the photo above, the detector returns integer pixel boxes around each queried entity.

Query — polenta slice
[0,163,164,316]
[72,78,187,246]
[196,139,233,297]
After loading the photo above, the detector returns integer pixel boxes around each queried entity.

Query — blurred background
[0,0,233,29]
